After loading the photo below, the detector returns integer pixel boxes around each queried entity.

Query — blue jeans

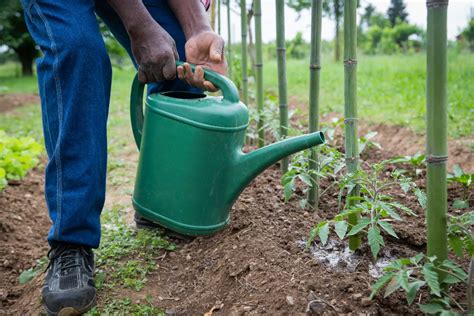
[21,0,198,248]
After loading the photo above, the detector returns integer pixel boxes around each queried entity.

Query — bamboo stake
[254,0,264,147]
[210,0,216,31]
[426,0,448,263]
[275,0,289,173]
[344,0,360,250]
[308,0,322,209]
[227,0,232,78]
[241,0,249,105]
[218,0,221,34]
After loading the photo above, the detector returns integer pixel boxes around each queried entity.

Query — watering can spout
[229,131,326,202]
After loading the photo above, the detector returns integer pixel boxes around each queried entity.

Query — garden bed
[0,123,472,315]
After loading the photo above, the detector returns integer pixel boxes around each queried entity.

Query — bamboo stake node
[343,59,358,65]
[345,157,359,163]
[344,118,358,123]
[309,64,321,69]
[426,155,448,164]
[254,13,262,16]
[276,47,286,52]
[255,63,263,67]
[427,0,448,8]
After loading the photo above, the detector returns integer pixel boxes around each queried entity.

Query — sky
[219,0,474,43]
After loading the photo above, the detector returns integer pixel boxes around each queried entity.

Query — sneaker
[42,243,96,316]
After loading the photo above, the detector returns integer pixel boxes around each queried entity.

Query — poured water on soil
[299,238,396,278]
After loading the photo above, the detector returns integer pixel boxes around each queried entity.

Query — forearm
[167,0,212,39]
[106,0,160,38]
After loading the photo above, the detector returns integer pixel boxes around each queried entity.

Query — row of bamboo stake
[215,0,448,263]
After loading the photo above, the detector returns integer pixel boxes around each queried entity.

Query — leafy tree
[459,18,474,52]
[359,3,376,31]
[0,0,39,76]
[287,0,343,61]
[387,0,408,27]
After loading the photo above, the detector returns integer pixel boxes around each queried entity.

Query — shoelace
[45,245,91,274]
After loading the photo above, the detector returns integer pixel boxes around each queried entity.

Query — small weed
[86,296,164,316]
[18,256,48,284]
[96,205,175,292]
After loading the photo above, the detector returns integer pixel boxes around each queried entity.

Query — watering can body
[131,62,325,236]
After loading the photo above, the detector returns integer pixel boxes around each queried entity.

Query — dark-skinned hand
[131,22,179,83]
[177,31,226,92]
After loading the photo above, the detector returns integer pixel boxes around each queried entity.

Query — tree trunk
[17,50,34,76]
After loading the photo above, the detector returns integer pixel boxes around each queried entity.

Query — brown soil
[0,166,50,314]
[0,94,40,113]
[1,121,472,314]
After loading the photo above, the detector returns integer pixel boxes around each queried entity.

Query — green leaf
[283,179,294,202]
[453,164,463,178]
[305,226,318,250]
[378,221,398,238]
[370,273,395,299]
[448,235,464,257]
[388,202,416,216]
[422,263,441,297]
[379,202,402,221]
[396,271,410,291]
[440,260,468,281]
[418,303,445,314]
[347,218,371,236]
[334,221,348,240]
[452,199,469,209]
[368,226,384,258]
[406,281,425,305]
[414,188,427,209]
[384,277,401,297]
[318,222,330,246]
[298,174,313,187]
[19,268,38,284]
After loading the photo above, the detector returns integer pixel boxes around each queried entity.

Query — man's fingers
[138,65,150,83]
[177,66,185,80]
[163,59,176,80]
[209,37,225,63]
[204,81,218,92]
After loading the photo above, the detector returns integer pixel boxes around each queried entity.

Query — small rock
[186,254,191,261]
[307,300,327,314]
[347,287,354,293]
[242,306,252,312]
[286,295,294,306]
[165,309,177,316]
[352,293,363,300]
[168,252,176,258]
[361,297,372,307]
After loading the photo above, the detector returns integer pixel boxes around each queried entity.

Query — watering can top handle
[175,61,240,103]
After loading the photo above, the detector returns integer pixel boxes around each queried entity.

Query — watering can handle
[130,61,240,149]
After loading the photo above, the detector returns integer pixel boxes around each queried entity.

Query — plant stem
[426,0,448,266]
[343,0,360,251]
[227,0,232,78]
[254,0,264,147]
[241,0,248,106]
[308,0,323,209]
[275,0,289,174]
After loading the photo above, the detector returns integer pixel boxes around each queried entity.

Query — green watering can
[130,62,325,236]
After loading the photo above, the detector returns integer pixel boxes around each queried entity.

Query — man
[20,0,226,314]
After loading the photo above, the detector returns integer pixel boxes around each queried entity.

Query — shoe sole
[44,295,96,316]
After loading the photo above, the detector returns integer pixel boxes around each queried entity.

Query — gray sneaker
[42,244,96,316]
